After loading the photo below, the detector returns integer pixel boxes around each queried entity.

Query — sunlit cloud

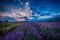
[0,5,32,21]
[25,2,29,6]
[38,15,52,19]
[0,0,60,22]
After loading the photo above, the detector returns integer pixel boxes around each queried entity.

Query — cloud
[0,0,60,22]
[38,15,52,19]
[0,8,60,21]
[0,5,32,21]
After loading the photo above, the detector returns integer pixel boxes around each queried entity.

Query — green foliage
[29,33,34,40]
[0,24,11,28]
[55,28,60,32]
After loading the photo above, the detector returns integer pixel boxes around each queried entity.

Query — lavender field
[0,22,60,40]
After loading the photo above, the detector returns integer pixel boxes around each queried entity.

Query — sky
[0,0,60,22]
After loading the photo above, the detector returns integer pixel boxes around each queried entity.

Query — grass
[0,23,12,35]
[55,28,60,32]
[0,22,23,35]
[0,24,11,28]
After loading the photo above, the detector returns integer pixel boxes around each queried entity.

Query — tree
[5,20,8,22]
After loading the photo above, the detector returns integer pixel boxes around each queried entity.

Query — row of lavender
[1,22,60,40]
[31,22,60,40]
